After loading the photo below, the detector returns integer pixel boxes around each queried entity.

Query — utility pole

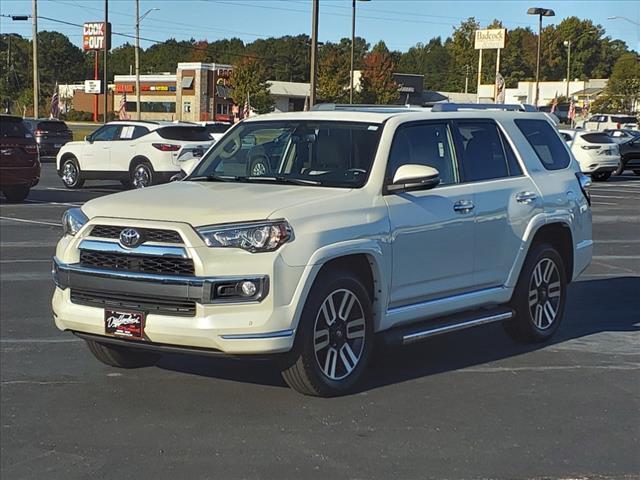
[350,0,356,104]
[309,0,319,108]
[564,40,571,99]
[5,34,10,113]
[32,0,39,118]
[103,0,108,123]
[464,64,470,94]
[135,0,140,120]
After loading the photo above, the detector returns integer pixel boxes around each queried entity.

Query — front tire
[130,160,154,188]
[60,157,85,189]
[591,171,611,181]
[3,185,30,202]
[281,270,373,396]
[504,243,567,343]
[85,340,161,368]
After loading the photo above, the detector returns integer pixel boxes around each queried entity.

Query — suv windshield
[189,120,383,188]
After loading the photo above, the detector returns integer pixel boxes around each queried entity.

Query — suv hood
[82,181,352,227]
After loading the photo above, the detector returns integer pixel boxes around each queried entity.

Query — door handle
[515,191,538,204]
[453,199,475,213]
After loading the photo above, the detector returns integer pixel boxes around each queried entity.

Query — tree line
[1,15,637,116]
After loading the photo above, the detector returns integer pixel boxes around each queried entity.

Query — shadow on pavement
[155,276,640,393]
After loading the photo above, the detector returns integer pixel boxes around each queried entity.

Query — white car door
[384,122,475,309]
[82,124,121,172]
[109,124,140,172]
[451,119,544,288]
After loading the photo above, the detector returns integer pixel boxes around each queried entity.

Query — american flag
[50,82,59,119]
[550,94,558,114]
[118,93,130,120]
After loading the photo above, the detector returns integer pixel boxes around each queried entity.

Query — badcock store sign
[83,22,112,51]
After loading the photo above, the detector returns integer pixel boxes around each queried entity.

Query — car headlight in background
[61,208,89,236]
[197,220,292,252]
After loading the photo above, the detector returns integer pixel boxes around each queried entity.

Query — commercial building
[478,79,608,106]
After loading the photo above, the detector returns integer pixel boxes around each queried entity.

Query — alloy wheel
[528,257,562,330]
[62,161,78,186]
[132,165,151,188]
[313,288,366,381]
[251,162,267,176]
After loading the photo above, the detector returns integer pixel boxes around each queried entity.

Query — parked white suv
[56,121,213,189]
[582,114,638,131]
[558,129,620,181]
[52,107,593,396]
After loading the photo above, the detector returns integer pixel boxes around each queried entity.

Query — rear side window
[581,133,615,144]
[156,126,210,141]
[133,126,149,139]
[453,121,513,181]
[515,119,571,171]
[611,116,637,124]
[0,118,29,138]
[37,121,68,132]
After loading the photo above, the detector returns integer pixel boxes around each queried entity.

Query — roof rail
[311,103,428,113]
[431,103,537,112]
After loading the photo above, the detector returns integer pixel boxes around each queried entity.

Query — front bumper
[580,156,619,173]
[52,256,298,355]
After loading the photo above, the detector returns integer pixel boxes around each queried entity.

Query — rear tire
[591,171,611,181]
[60,157,85,189]
[3,185,30,202]
[85,340,161,368]
[613,163,624,176]
[281,270,373,397]
[504,243,567,343]
[130,160,154,188]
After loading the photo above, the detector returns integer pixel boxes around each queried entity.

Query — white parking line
[0,338,81,344]
[23,200,83,207]
[0,259,51,263]
[590,195,628,199]
[0,216,60,226]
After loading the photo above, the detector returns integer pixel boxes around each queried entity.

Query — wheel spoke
[542,259,555,283]
[543,301,556,326]
[323,347,338,378]
[534,304,544,328]
[320,295,337,326]
[346,317,365,339]
[338,291,356,321]
[548,281,561,298]
[528,288,538,307]
[314,328,329,352]
[533,262,543,287]
[339,343,359,374]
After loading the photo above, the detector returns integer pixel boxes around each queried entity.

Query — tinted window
[205,123,231,134]
[581,133,615,144]
[37,121,68,132]
[157,126,211,141]
[92,125,121,141]
[501,131,523,176]
[515,119,571,171]
[132,126,149,139]
[387,123,457,185]
[560,132,573,142]
[0,117,29,138]
[454,121,509,181]
[611,116,638,124]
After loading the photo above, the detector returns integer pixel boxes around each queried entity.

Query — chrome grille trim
[78,239,188,258]
[90,225,183,244]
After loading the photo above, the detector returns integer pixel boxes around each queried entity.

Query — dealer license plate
[104,309,145,339]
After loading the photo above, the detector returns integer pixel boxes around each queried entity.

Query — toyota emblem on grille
[119,228,142,248]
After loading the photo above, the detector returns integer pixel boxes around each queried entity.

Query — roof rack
[311,103,428,113]
[431,103,537,112]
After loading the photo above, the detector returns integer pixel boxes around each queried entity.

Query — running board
[381,306,514,347]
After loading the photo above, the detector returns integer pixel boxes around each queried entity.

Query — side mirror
[170,170,187,182]
[84,135,93,143]
[387,164,440,193]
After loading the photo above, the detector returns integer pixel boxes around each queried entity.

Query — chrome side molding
[402,311,513,345]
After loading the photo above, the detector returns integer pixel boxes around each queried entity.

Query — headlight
[197,220,292,253]
[61,208,89,236]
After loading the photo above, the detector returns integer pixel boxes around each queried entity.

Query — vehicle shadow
[0,184,124,205]
[155,276,639,393]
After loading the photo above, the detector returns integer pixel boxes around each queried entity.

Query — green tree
[229,57,274,114]
[445,18,481,92]
[592,52,640,113]
[360,41,398,104]
[0,34,31,113]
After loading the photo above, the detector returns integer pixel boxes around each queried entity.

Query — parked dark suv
[1,115,41,202]
[605,129,640,176]
[23,118,73,158]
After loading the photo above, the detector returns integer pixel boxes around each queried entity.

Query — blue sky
[1,0,638,52]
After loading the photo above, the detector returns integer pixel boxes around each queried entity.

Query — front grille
[80,250,195,276]
[70,289,196,316]
[90,225,183,244]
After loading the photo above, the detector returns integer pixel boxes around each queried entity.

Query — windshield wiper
[244,176,322,186]
[188,174,243,182]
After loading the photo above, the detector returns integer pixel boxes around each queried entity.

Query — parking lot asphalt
[1,164,639,480]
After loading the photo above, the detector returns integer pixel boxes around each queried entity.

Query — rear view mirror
[387,164,440,193]
[84,135,93,143]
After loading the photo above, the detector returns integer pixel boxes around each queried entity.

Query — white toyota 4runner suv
[52,107,593,396]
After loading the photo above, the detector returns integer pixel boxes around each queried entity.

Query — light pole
[135,3,159,120]
[309,0,319,107]
[350,0,369,104]
[563,40,571,99]
[607,16,640,26]
[32,0,39,117]
[527,7,555,107]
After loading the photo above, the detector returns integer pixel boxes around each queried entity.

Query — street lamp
[563,40,571,99]
[527,7,555,107]
[350,0,370,104]
[135,3,159,120]
[607,16,640,26]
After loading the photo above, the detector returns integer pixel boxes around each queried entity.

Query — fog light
[240,281,257,297]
